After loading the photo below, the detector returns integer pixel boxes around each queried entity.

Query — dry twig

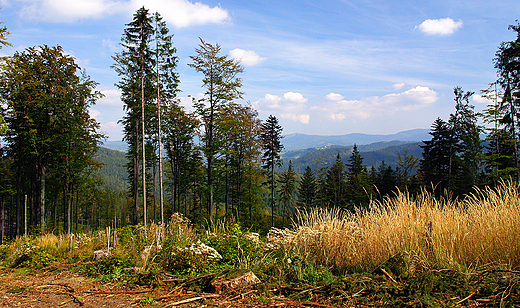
[164,294,220,307]
[56,292,84,306]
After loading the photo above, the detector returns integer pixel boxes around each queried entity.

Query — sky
[1,0,519,141]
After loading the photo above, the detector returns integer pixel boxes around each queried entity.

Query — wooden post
[106,226,111,252]
[24,194,27,237]
[0,197,4,245]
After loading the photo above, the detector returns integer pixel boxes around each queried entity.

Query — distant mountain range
[100,140,128,152]
[282,128,431,151]
[100,129,432,153]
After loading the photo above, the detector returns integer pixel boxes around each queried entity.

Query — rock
[211,271,261,294]
[187,241,221,260]
[93,249,110,261]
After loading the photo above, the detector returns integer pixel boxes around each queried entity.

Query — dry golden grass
[292,181,520,274]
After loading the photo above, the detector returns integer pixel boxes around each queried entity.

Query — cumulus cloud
[229,49,266,66]
[283,92,308,103]
[416,18,463,36]
[325,93,345,101]
[253,92,310,124]
[18,0,230,27]
[321,86,438,120]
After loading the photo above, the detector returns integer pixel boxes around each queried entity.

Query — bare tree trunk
[156,28,164,224]
[141,72,147,227]
[0,196,4,245]
[134,117,139,225]
[38,163,46,234]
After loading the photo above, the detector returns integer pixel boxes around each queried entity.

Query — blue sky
[1,0,519,141]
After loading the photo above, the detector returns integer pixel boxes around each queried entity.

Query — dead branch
[380,268,398,284]
[456,292,475,305]
[56,292,84,306]
[226,289,257,301]
[289,285,327,299]
[86,288,153,294]
[36,283,75,293]
[164,294,220,307]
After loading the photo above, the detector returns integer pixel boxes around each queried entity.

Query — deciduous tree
[189,38,244,222]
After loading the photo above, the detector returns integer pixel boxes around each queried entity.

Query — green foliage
[297,166,316,209]
[189,38,245,222]
[85,253,135,283]
[262,249,335,285]
[0,115,6,135]
[10,242,56,269]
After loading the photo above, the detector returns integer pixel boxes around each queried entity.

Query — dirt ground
[0,268,313,308]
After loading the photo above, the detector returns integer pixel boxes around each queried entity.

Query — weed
[139,296,154,305]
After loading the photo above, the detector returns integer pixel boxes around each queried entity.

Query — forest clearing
[2,4,520,307]
[0,181,519,307]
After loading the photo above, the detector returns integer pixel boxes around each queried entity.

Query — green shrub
[11,242,57,269]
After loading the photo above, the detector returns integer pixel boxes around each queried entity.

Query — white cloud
[319,86,438,120]
[129,0,230,28]
[416,18,463,36]
[393,83,406,90]
[98,88,122,107]
[325,93,345,101]
[100,121,122,140]
[473,93,496,105]
[17,0,230,27]
[229,49,266,66]
[89,109,101,119]
[283,92,308,103]
[19,0,120,22]
[253,92,310,124]
[102,121,119,129]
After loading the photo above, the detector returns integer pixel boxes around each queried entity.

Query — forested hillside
[94,147,128,191]
[284,141,423,173]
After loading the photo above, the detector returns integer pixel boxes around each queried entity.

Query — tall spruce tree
[325,154,346,208]
[113,6,155,225]
[297,166,316,209]
[113,8,178,225]
[493,22,520,182]
[345,144,372,210]
[482,84,518,184]
[448,87,482,194]
[420,118,453,194]
[277,160,295,227]
[153,12,179,223]
[261,115,284,226]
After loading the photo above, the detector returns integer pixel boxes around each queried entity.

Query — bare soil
[0,268,310,308]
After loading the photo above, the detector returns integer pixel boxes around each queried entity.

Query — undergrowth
[1,182,520,306]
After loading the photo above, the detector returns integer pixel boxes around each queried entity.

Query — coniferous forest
[2,8,520,307]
